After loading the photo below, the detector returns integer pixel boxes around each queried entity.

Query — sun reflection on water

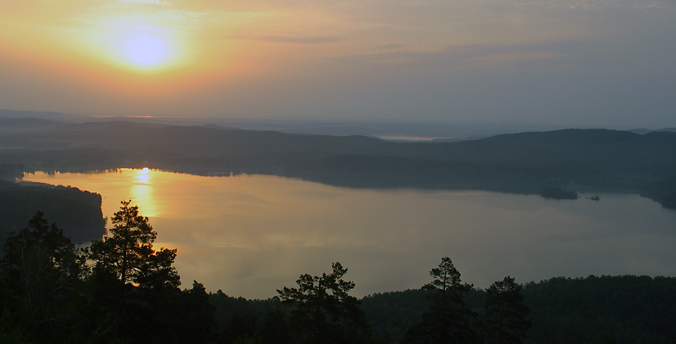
[131,168,159,217]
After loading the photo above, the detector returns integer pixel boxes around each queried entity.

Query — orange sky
[1,0,675,127]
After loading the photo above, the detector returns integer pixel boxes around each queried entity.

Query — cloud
[249,35,342,44]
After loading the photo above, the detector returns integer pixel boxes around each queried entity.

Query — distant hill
[629,128,676,135]
[0,117,63,128]
[0,109,83,122]
[1,120,675,205]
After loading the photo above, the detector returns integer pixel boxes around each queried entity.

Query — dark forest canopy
[2,119,676,206]
[2,206,675,343]
[0,180,105,243]
[361,275,676,344]
[206,274,676,344]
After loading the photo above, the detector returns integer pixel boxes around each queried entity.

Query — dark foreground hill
[2,119,676,205]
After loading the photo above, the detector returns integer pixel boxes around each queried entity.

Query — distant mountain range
[1,114,675,207]
[6,108,674,139]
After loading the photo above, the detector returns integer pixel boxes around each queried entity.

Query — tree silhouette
[401,257,475,344]
[88,200,180,341]
[1,212,86,343]
[177,281,217,344]
[89,200,179,289]
[483,276,530,344]
[277,262,371,344]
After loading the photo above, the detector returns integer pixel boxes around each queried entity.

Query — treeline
[2,205,676,343]
[538,187,579,200]
[207,274,676,344]
[364,275,676,344]
[524,275,676,343]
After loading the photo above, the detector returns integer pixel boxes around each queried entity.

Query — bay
[23,168,676,299]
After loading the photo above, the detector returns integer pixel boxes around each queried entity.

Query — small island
[539,187,579,200]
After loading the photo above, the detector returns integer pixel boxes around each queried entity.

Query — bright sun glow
[137,167,150,184]
[115,26,176,70]
[121,29,169,66]
[92,17,185,72]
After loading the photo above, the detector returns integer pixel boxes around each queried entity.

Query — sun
[136,167,151,184]
[115,26,176,71]
[92,18,184,72]
[121,29,169,67]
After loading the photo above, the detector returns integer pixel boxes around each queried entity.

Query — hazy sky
[1,0,674,128]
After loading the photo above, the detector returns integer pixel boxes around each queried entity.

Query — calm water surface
[23,169,676,299]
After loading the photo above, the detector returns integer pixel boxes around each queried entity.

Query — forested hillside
[0,180,105,243]
[2,119,676,206]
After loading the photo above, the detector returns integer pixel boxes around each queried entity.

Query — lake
[23,168,676,299]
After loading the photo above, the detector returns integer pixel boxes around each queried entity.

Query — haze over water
[23,169,676,299]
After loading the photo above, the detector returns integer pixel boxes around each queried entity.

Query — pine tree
[483,276,530,344]
[401,257,475,344]
[88,200,180,341]
[278,262,371,344]
[89,200,179,289]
